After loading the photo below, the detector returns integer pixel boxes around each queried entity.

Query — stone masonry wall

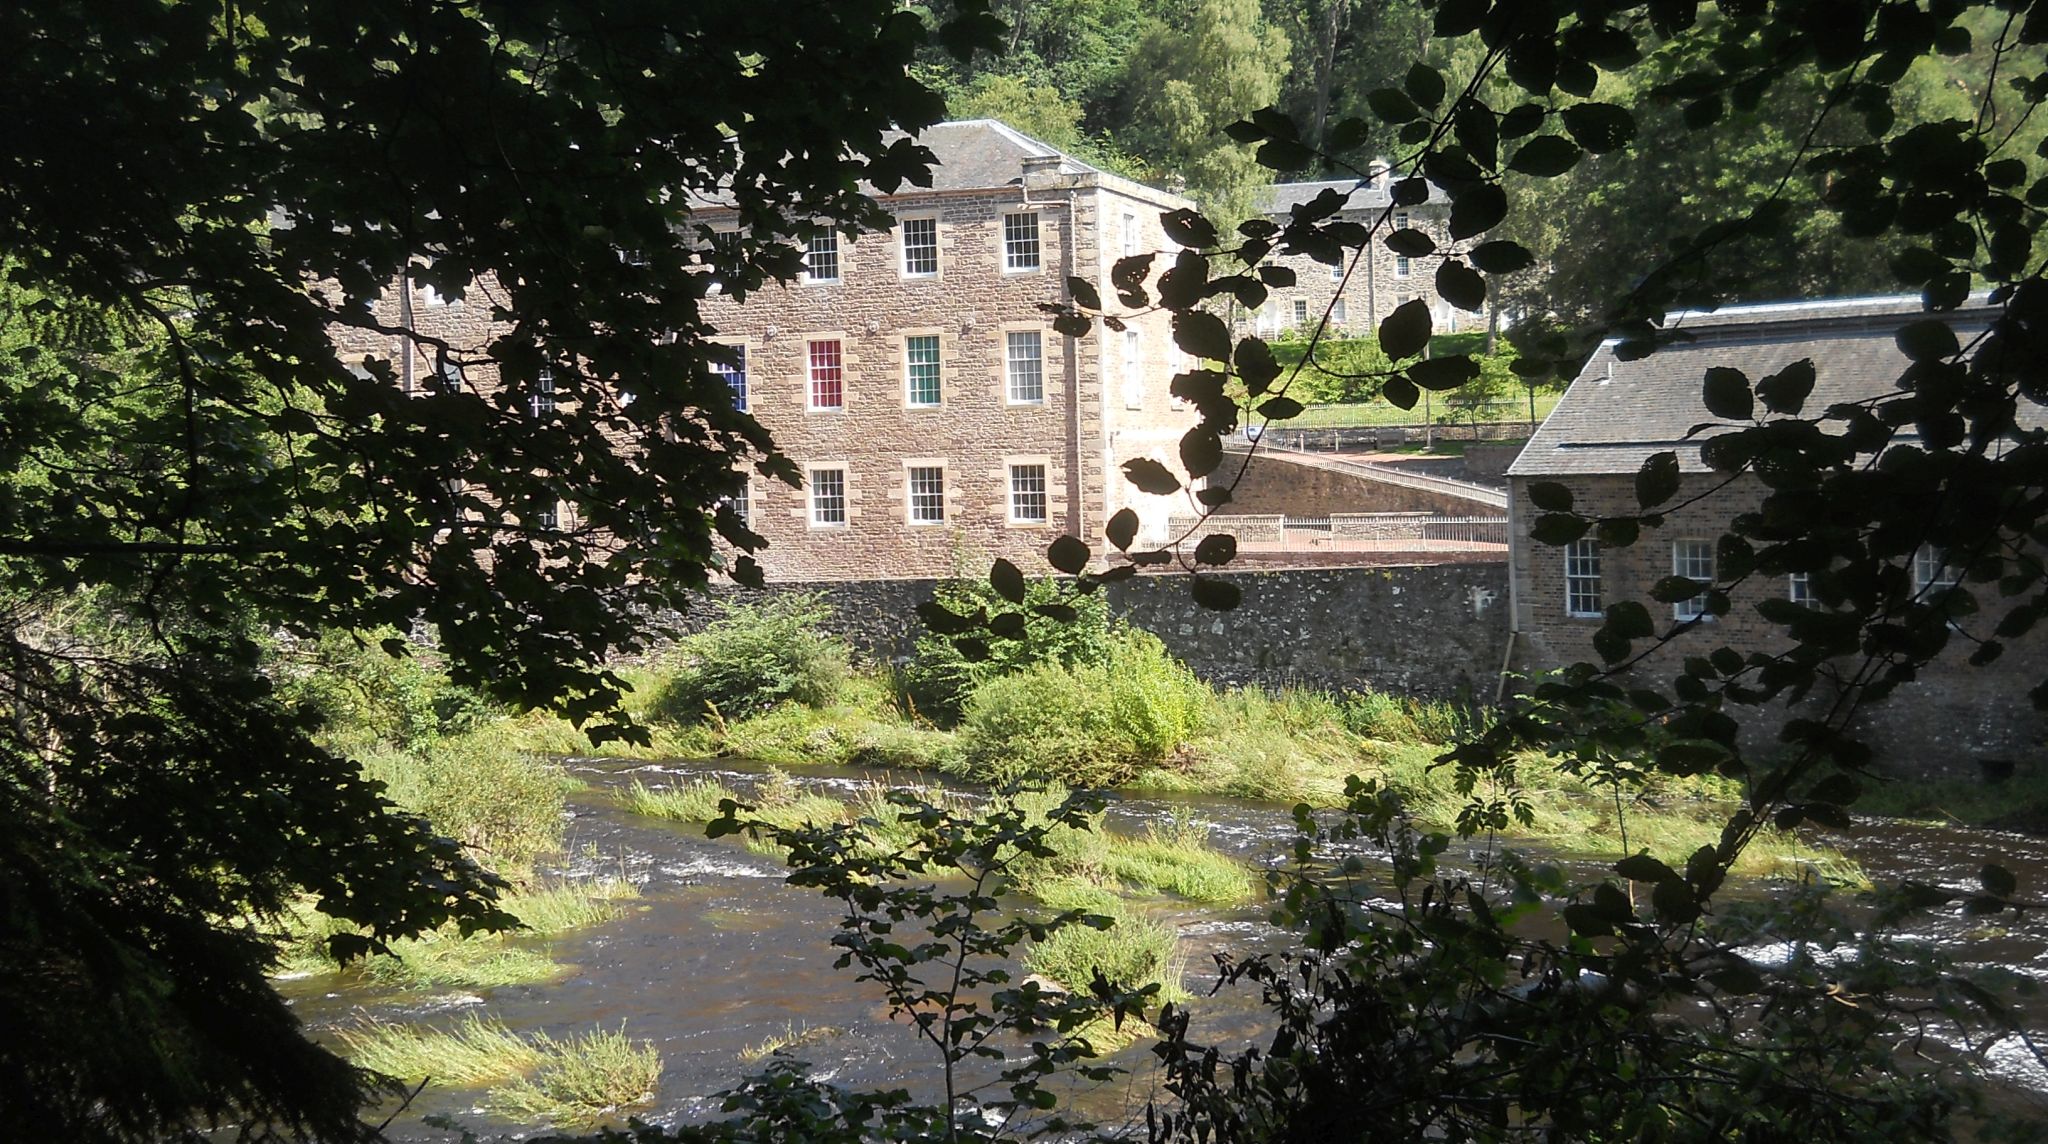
[1217,452,1498,516]
[1507,472,2048,777]
[674,562,1511,700]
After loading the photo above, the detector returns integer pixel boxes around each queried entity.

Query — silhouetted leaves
[1121,459,1181,496]
[1379,299,1432,359]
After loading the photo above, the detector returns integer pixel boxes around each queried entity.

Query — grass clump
[623,779,737,823]
[738,1022,847,1064]
[342,1018,661,1129]
[1022,879,1186,1003]
[276,880,634,988]
[339,1015,539,1087]
[1095,818,1256,903]
[656,595,850,723]
[501,879,638,935]
[483,1026,662,1129]
[359,724,568,873]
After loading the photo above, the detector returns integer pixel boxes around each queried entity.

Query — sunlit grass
[341,1017,661,1129]
[482,1026,662,1128]
[737,1022,847,1064]
[501,878,639,935]
[273,879,637,989]
[339,1015,539,1088]
[621,779,737,824]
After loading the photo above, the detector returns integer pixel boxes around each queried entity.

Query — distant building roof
[1507,295,2005,478]
[1259,176,1443,216]
[910,119,1098,189]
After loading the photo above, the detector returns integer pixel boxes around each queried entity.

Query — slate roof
[1507,295,2005,478]
[910,119,1098,190]
[686,120,1116,208]
[1259,177,1444,216]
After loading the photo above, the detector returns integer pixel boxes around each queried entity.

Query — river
[280,757,2048,1139]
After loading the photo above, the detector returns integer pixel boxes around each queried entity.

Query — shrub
[360,725,567,871]
[957,631,1204,788]
[904,575,1114,722]
[656,595,849,722]
[281,630,494,755]
[958,663,1133,787]
[1101,630,1206,760]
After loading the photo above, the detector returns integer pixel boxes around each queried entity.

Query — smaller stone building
[1250,175,1467,340]
[1505,296,2043,774]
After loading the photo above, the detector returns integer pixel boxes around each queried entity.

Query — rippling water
[281,758,2048,1139]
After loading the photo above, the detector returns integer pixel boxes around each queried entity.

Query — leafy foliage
[657,596,853,723]
[0,0,998,1137]
[958,631,1204,786]
[905,575,1115,722]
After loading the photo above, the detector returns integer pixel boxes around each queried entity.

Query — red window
[808,339,843,410]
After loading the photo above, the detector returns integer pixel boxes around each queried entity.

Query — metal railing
[1226,438,1509,509]
[1167,513,1508,552]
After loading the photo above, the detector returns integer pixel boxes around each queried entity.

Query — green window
[906,335,941,406]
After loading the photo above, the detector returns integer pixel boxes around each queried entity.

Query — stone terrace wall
[674,561,1512,700]
[1217,452,1495,516]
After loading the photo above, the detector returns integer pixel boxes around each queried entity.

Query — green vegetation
[1021,878,1187,1004]
[572,595,1858,882]
[339,1018,660,1129]
[625,775,1256,905]
[655,595,851,723]
[903,575,1116,721]
[483,1026,662,1129]
[1853,772,2048,833]
[338,1016,539,1088]
[958,630,1206,787]
[276,880,637,989]
[738,1023,847,1064]
[1265,332,1539,418]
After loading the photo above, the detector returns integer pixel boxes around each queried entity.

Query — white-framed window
[1331,260,1344,280]
[905,335,941,407]
[728,481,750,527]
[1253,305,1282,337]
[1393,211,1412,278]
[804,233,840,283]
[1003,212,1041,272]
[1122,212,1139,257]
[1169,347,1188,410]
[533,499,561,532]
[907,465,945,524]
[1005,331,1044,404]
[809,467,847,527]
[1009,463,1048,523]
[1331,299,1348,325]
[1788,571,1816,607]
[529,367,556,418]
[1913,545,1961,595]
[711,347,747,412]
[1564,539,1602,618]
[808,339,843,410]
[900,217,939,277]
[1672,539,1715,621]
[1122,329,1143,410]
[1293,299,1310,325]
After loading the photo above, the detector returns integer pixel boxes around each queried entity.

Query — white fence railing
[1167,513,1508,552]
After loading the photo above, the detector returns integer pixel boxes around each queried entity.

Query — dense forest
[917,0,2043,336]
